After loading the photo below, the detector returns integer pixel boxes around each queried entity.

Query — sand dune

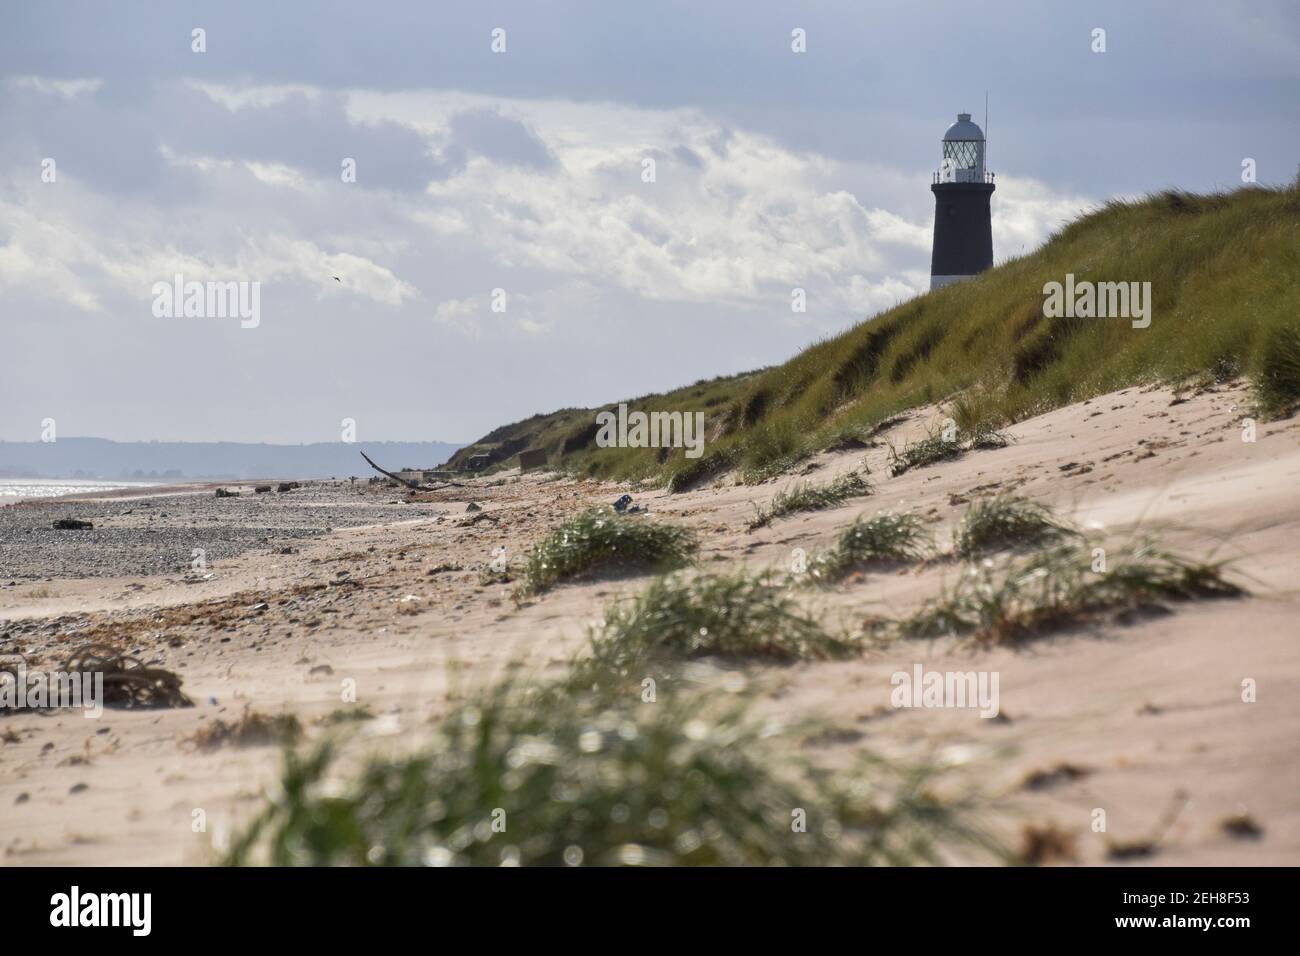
[1,380,1296,865]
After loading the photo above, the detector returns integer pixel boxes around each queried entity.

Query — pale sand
[1,380,1296,865]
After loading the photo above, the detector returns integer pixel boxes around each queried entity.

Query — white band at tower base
[930,274,973,291]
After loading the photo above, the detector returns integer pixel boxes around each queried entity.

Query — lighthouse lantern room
[930,112,995,290]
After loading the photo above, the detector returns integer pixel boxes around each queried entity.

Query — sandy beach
[1,379,1296,866]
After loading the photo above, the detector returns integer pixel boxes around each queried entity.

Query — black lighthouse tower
[929,113,994,290]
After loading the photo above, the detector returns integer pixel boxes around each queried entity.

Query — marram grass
[953,495,1076,559]
[447,185,1300,488]
[899,539,1244,645]
[748,471,872,530]
[222,678,996,867]
[521,508,697,594]
[887,428,964,477]
[1254,322,1300,419]
[571,570,857,690]
[808,512,933,584]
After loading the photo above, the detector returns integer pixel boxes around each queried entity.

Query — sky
[1,0,1297,444]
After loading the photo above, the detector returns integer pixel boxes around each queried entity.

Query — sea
[0,478,160,503]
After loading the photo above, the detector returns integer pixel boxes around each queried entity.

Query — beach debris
[397,593,425,614]
[1021,761,1091,791]
[477,547,512,585]
[64,644,192,709]
[1019,822,1078,865]
[52,518,94,531]
[359,449,463,490]
[214,488,239,498]
[1220,810,1264,840]
[1106,789,1189,860]
[186,707,301,751]
[611,494,645,514]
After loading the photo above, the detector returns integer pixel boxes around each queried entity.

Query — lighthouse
[930,112,994,290]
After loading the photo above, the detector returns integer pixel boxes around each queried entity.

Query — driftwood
[359,450,463,490]
[65,644,192,709]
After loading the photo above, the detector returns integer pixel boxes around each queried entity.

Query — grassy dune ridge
[447,186,1300,487]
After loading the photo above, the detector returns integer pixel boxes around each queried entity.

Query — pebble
[0,485,437,580]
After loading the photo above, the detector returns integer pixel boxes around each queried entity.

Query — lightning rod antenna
[985,91,989,171]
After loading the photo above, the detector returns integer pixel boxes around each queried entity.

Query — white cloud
[991,176,1098,263]
[0,187,416,313]
[433,286,569,338]
[244,161,306,188]
[433,293,488,336]
[1,77,1098,441]
[147,82,1094,325]
[246,238,418,306]
[188,81,323,111]
[8,75,103,99]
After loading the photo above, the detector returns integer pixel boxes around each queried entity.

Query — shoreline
[1,479,335,507]
[0,479,443,585]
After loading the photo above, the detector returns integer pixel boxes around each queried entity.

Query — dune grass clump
[730,416,821,485]
[966,422,1014,450]
[665,446,739,493]
[748,471,872,530]
[222,679,990,867]
[521,508,697,594]
[316,706,375,726]
[887,428,964,477]
[573,571,856,688]
[953,496,1076,559]
[887,423,1012,478]
[1253,323,1300,419]
[899,540,1243,645]
[808,512,933,584]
